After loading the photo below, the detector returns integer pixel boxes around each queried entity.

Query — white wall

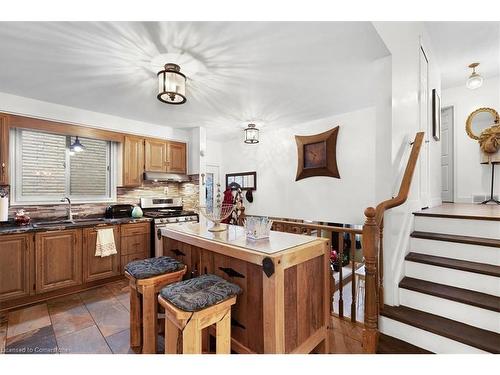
[442,76,500,202]
[214,107,378,225]
[0,91,190,141]
[373,22,442,306]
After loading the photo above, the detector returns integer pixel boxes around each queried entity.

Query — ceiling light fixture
[157,63,187,104]
[244,124,259,144]
[466,62,483,90]
[70,136,85,154]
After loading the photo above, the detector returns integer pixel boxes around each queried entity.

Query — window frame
[9,128,117,206]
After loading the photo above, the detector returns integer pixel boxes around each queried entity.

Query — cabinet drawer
[121,234,150,255]
[121,222,150,237]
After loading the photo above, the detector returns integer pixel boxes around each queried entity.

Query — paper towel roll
[0,197,8,222]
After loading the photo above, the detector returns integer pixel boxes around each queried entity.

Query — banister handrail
[271,219,363,235]
[374,132,425,225]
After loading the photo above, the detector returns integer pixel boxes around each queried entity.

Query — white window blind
[12,129,115,204]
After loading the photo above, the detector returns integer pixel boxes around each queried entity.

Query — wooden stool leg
[142,285,158,354]
[165,318,180,354]
[129,283,142,348]
[216,309,231,354]
[182,319,202,354]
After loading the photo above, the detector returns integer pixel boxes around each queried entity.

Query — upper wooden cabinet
[0,233,34,302]
[82,225,121,283]
[35,229,83,294]
[123,136,145,187]
[144,138,187,174]
[0,114,9,185]
[167,141,187,174]
[145,138,168,172]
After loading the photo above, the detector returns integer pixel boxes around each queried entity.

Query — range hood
[143,172,191,182]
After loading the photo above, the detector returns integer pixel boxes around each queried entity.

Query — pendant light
[157,63,187,104]
[466,62,483,90]
[244,124,259,144]
[70,136,85,154]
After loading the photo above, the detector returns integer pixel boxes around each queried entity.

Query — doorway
[205,164,220,210]
[441,106,454,202]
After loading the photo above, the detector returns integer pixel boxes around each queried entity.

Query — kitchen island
[161,221,331,354]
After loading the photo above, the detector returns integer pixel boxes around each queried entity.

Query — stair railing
[362,132,425,353]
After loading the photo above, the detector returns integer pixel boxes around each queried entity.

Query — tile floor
[0,279,163,354]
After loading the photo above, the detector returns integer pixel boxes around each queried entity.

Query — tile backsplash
[6,178,199,220]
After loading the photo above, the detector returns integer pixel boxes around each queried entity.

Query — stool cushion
[125,256,185,279]
[160,274,242,312]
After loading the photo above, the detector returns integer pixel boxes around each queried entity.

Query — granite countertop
[0,216,152,235]
[161,219,318,255]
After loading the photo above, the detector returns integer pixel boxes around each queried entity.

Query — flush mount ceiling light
[69,136,85,155]
[244,124,259,144]
[466,62,483,90]
[157,63,187,104]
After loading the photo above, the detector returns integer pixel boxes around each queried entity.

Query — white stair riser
[414,216,500,239]
[379,316,488,354]
[399,289,500,333]
[410,238,500,265]
[405,261,500,296]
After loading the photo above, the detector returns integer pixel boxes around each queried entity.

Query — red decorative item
[14,209,31,226]
[330,249,338,262]
[221,187,233,224]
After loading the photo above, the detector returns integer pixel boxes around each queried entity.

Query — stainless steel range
[140,197,198,257]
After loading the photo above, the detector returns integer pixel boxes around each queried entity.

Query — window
[11,129,116,204]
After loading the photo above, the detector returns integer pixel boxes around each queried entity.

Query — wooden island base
[161,222,331,354]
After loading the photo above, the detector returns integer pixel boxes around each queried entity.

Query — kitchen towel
[95,228,117,257]
[0,197,8,222]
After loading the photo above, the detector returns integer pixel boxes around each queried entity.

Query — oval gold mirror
[466,107,500,140]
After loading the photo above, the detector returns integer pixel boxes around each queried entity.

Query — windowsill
[9,200,117,207]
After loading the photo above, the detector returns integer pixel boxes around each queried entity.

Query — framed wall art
[225,171,257,190]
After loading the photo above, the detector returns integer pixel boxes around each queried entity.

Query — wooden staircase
[379,210,500,354]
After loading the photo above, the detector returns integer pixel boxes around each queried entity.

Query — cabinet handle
[218,267,245,278]
[171,249,186,257]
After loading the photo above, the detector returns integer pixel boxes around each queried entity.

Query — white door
[418,46,431,209]
[441,106,454,202]
[205,164,220,209]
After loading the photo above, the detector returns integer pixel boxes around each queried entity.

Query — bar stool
[125,256,187,354]
[158,274,241,354]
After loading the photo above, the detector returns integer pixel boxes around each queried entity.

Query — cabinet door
[35,229,83,293]
[166,141,187,174]
[123,136,144,187]
[145,139,167,172]
[0,114,9,185]
[0,233,33,302]
[82,226,121,283]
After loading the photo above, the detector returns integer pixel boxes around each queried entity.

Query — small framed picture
[432,89,441,141]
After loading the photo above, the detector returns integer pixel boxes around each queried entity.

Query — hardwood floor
[414,203,500,221]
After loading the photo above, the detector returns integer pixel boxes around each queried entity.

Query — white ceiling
[0,22,389,138]
[425,21,500,89]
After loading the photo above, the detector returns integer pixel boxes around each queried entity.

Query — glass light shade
[466,72,483,90]
[244,124,259,144]
[157,63,187,104]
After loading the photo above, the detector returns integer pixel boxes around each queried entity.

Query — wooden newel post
[362,207,379,354]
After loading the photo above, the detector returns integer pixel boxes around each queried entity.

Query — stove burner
[144,210,196,219]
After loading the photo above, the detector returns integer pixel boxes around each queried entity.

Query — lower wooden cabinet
[82,225,121,283]
[0,233,34,302]
[120,222,151,273]
[35,229,83,294]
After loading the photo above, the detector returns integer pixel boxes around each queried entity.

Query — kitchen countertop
[0,216,152,235]
[161,220,318,255]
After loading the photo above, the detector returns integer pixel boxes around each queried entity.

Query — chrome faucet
[60,197,73,221]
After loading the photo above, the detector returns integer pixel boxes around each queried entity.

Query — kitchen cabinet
[123,136,145,187]
[120,222,150,273]
[144,138,187,174]
[163,238,200,279]
[35,229,83,293]
[145,138,167,172]
[0,233,34,302]
[166,141,187,174]
[82,225,121,283]
[0,114,9,185]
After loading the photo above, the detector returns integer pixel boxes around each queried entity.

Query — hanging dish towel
[95,228,117,257]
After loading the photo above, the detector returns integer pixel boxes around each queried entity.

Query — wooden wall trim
[5,113,125,142]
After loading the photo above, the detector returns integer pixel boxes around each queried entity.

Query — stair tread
[399,276,500,312]
[377,333,433,354]
[411,231,500,248]
[381,305,500,353]
[405,252,500,277]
